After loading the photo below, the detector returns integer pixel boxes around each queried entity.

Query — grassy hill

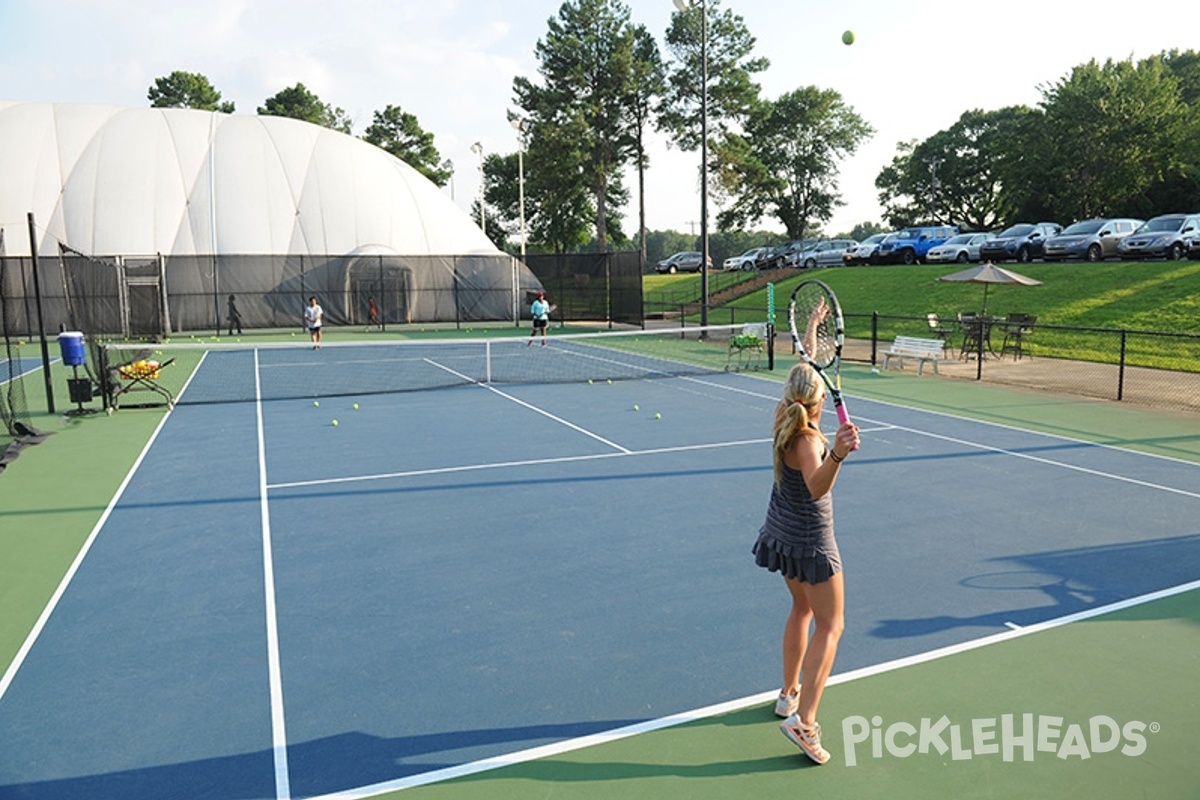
[651,260,1200,368]
[658,261,1200,332]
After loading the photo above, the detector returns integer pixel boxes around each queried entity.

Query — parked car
[754,243,789,270]
[978,222,1062,263]
[655,251,712,273]
[758,239,815,270]
[1042,218,1143,262]
[722,247,769,271]
[1188,234,1200,260]
[875,225,959,264]
[1116,213,1200,260]
[924,232,993,264]
[797,239,858,268]
[842,233,889,265]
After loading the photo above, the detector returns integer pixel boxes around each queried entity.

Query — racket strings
[793,286,838,368]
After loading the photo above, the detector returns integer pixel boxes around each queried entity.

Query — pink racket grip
[834,401,859,450]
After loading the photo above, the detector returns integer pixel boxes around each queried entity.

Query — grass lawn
[648,260,1200,368]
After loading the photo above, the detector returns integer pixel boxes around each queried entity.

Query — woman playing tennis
[752,359,859,765]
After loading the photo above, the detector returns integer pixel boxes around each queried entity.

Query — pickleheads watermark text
[841,714,1158,766]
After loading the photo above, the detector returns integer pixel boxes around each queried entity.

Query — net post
[766,282,776,370]
[486,339,492,384]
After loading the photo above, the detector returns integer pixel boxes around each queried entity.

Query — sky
[1,0,1196,240]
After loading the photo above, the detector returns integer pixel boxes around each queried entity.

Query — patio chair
[926,313,956,356]
[999,314,1037,360]
[957,311,981,359]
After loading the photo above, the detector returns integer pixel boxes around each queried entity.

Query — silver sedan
[924,233,992,264]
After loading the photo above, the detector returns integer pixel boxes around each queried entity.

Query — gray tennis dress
[752,458,842,584]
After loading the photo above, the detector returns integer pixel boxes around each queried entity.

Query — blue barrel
[58,331,87,367]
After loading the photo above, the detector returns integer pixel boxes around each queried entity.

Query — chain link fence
[848,313,1200,413]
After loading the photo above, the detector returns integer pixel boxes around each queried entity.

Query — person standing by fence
[227,294,243,336]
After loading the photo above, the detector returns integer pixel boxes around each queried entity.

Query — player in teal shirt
[528,291,550,346]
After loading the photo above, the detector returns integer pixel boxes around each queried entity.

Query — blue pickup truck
[875,225,959,265]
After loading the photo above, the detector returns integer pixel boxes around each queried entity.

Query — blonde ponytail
[772,362,828,481]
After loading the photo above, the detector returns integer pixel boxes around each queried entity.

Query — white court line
[855,391,1200,469]
[269,438,769,490]
[881,421,1200,500]
[0,350,211,703]
[0,403,175,704]
[0,355,60,385]
[308,578,1200,800]
[255,350,292,800]
[700,373,1197,496]
[424,357,631,453]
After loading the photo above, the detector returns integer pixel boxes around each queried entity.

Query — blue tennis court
[1,355,52,384]
[1,337,1197,800]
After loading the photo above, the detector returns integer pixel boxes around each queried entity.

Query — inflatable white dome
[0,101,538,330]
[0,100,498,258]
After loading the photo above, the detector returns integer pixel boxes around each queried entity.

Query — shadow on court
[0,718,646,800]
[870,533,1200,639]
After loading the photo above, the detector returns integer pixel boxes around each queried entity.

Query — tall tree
[362,104,450,186]
[258,83,352,133]
[148,70,234,113]
[659,0,768,151]
[624,24,665,267]
[513,0,639,253]
[1031,57,1187,221]
[875,106,1033,230]
[716,87,872,239]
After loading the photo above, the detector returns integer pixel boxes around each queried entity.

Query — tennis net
[99,324,772,407]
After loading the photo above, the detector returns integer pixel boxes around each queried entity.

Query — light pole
[924,156,943,221]
[507,111,528,260]
[673,0,708,328]
[442,158,455,201]
[470,141,485,232]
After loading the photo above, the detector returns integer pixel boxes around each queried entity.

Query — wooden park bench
[882,335,944,376]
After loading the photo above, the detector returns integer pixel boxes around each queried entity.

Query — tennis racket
[788,279,853,431]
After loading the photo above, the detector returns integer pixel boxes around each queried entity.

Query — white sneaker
[780,715,830,765]
[774,689,799,718]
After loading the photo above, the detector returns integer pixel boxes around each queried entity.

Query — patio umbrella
[937,261,1042,315]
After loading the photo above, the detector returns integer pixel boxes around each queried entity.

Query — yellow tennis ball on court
[587,379,593,385]
[654,412,662,420]
[331,419,339,427]
[633,404,639,411]
[313,400,320,407]
[842,30,855,45]
[606,379,612,384]
[353,403,359,410]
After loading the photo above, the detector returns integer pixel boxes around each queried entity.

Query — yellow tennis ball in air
[842,29,855,45]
